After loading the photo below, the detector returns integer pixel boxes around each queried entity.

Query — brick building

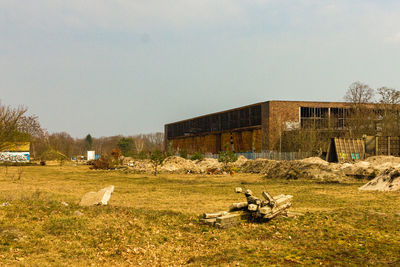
[164,100,355,153]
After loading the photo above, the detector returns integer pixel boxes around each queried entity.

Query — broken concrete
[74,210,84,216]
[215,213,242,229]
[79,185,115,206]
[359,168,400,192]
[201,189,293,228]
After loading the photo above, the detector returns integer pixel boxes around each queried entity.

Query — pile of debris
[359,168,400,192]
[118,153,400,181]
[200,188,293,228]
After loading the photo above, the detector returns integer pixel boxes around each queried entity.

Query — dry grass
[0,165,400,266]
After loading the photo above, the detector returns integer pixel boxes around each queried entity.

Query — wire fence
[204,151,314,161]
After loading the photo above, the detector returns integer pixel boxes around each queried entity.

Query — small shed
[326,138,365,162]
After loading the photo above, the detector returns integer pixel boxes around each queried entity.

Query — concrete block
[203,211,228,219]
[200,218,216,226]
[79,185,114,206]
[248,204,258,211]
[215,213,241,228]
[229,202,248,211]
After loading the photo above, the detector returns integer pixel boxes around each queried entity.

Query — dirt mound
[359,168,400,191]
[231,155,248,168]
[161,156,198,173]
[262,160,343,181]
[196,158,223,172]
[127,159,153,173]
[298,157,329,165]
[120,154,396,179]
[121,157,134,165]
[338,161,378,179]
[364,156,400,170]
[240,159,270,173]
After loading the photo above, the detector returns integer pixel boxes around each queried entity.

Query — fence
[203,151,313,161]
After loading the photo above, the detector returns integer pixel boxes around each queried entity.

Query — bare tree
[377,87,400,136]
[377,87,400,105]
[343,82,377,137]
[344,81,375,104]
[134,138,144,154]
[0,103,28,150]
[17,115,44,138]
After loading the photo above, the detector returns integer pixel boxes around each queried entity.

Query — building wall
[266,101,352,150]
[169,129,262,154]
[165,100,358,153]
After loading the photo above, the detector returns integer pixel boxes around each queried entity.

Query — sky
[1,0,400,137]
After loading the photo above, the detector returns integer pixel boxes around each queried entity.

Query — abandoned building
[164,100,363,154]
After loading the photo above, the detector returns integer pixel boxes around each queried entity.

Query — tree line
[0,103,164,160]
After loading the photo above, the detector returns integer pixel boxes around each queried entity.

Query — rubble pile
[160,156,198,173]
[124,156,224,174]
[200,189,293,228]
[125,159,154,173]
[240,159,270,173]
[119,153,400,181]
[359,168,400,192]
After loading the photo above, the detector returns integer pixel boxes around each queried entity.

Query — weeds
[0,166,399,265]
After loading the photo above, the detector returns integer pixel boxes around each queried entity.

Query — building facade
[164,100,354,153]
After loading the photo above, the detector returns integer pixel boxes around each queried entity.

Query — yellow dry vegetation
[0,165,399,266]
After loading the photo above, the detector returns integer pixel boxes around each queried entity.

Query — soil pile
[127,159,153,173]
[121,154,400,180]
[364,156,400,171]
[240,159,270,173]
[196,158,223,172]
[359,168,400,191]
[261,160,343,181]
[161,156,198,173]
[231,156,248,168]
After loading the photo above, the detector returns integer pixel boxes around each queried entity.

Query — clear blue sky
[1,1,400,137]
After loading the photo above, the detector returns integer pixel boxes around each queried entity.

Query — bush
[90,155,115,170]
[190,152,203,161]
[150,150,166,176]
[180,149,187,159]
[218,150,238,170]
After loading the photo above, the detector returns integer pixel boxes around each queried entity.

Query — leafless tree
[376,87,400,136]
[344,81,375,104]
[343,82,377,137]
[377,87,400,105]
[134,138,144,154]
[0,103,28,150]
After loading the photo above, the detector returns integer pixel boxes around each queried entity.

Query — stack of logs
[200,188,293,228]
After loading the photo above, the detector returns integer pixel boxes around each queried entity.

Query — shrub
[190,152,203,161]
[150,150,166,176]
[218,150,238,171]
[180,149,187,159]
[90,155,115,170]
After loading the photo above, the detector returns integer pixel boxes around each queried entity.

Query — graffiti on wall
[0,152,30,163]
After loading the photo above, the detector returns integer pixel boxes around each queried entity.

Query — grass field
[0,165,400,266]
